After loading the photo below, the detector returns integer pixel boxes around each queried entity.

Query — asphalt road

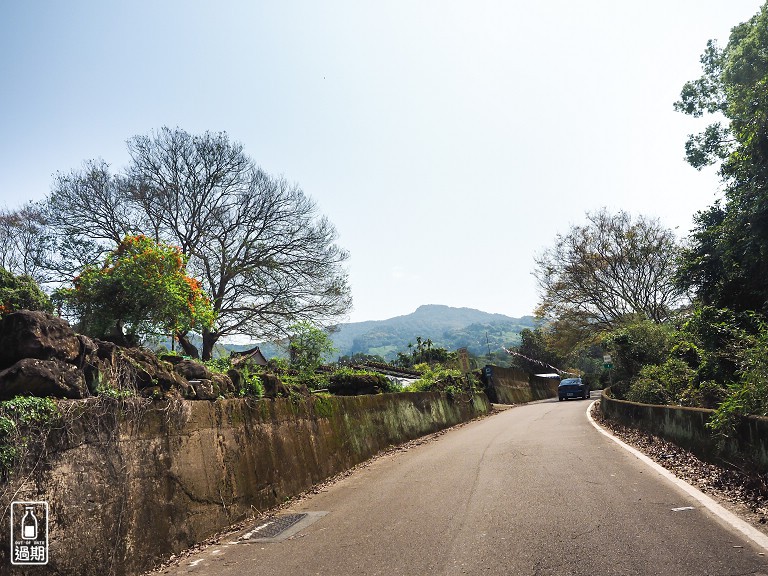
[160,396,768,575]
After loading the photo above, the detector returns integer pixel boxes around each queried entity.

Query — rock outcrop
[0,310,84,369]
[0,310,233,401]
[0,358,88,399]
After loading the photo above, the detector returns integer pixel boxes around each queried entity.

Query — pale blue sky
[0,1,763,323]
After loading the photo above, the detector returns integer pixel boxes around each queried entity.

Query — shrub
[626,358,695,405]
[0,268,52,316]
[328,367,394,396]
[708,329,768,434]
[603,319,674,385]
[0,396,60,480]
[240,366,265,397]
[625,378,667,405]
[404,364,475,397]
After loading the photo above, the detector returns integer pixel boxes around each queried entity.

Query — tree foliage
[395,336,452,368]
[675,4,768,312]
[54,235,215,344]
[0,268,53,316]
[44,127,351,359]
[535,209,683,332]
[288,321,337,375]
[508,328,565,374]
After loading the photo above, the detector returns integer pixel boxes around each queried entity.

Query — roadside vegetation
[506,2,768,437]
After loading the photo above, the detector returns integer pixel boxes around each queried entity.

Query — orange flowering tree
[55,235,215,344]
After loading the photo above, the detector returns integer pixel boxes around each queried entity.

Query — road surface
[158,396,768,575]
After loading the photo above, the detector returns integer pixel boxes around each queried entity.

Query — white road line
[240,521,273,541]
[586,400,768,552]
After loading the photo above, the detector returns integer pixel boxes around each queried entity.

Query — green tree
[603,319,674,388]
[289,321,337,375]
[0,268,53,316]
[55,235,215,345]
[675,3,768,312]
[395,336,451,367]
[509,328,565,374]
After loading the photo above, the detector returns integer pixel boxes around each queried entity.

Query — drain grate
[237,512,328,543]
[240,513,310,542]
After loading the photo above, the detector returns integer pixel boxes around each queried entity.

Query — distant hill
[222,305,538,362]
[329,304,537,361]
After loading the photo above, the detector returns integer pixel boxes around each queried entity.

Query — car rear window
[559,378,581,386]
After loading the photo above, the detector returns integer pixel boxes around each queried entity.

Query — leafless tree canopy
[0,202,52,284]
[534,209,683,329]
[42,127,352,358]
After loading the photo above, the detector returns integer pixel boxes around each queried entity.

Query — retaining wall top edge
[601,388,714,415]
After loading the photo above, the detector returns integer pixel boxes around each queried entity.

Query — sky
[0,1,764,324]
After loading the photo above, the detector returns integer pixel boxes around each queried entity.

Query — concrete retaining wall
[600,388,768,473]
[481,365,559,404]
[0,392,490,576]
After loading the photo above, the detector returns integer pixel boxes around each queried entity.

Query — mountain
[329,304,537,361]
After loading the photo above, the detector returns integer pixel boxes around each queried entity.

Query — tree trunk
[202,329,219,361]
[176,332,200,359]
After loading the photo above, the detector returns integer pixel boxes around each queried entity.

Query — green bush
[679,380,726,409]
[625,378,668,405]
[404,363,475,397]
[240,366,265,397]
[0,397,60,479]
[603,319,674,386]
[328,367,394,395]
[708,329,768,434]
[626,359,695,405]
[0,268,53,316]
[203,356,232,374]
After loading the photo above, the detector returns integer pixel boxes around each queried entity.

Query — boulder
[90,346,186,393]
[189,379,219,400]
[93,339,120,363]
[158,354,184,366]
[0,311,82,369]
[0,358,88,400]
[227,369,243,391]
[173,359,213,381]
[172,360,234,397]
[118,348,187,391]
[261,374,309,398]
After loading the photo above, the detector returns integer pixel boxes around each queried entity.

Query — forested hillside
[330,305,536,360]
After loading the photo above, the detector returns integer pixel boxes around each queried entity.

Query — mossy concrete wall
[600,388,768,473]
[481,365,559,404]
[0,392,489,576]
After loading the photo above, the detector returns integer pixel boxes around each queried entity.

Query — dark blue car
[558,377,590,401]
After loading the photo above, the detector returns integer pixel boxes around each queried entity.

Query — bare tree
[44,127,352,359]
[534,209,683,330]
[45,159,138,278]
[0,202,53,284]
[191,169,351,358]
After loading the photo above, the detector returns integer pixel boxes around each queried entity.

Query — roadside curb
[586,400,768,553]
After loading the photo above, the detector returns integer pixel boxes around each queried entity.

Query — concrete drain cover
[238,512,327,543]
